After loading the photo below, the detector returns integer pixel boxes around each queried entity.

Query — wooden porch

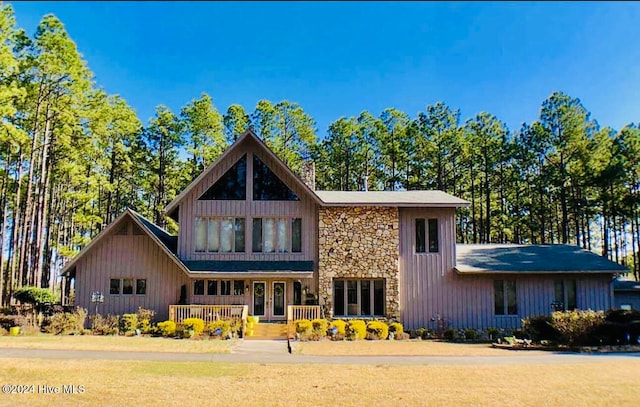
[286,305,321,339]
[169,304,248,333]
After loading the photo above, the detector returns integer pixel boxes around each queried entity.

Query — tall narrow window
[494,280,517,315]
[252,218,263,253]
[110,279,120,295]
[263,218,275,253]
[234,218,245,252]
[193,280,204,296]
[277,218,287,253]
[333,280,344,316]
[428,218,439,252]
[233,280,245,296]
[252,155,299,201]
[199,155,247,200]
[221,280,231,296]
[195,217,206,252]
[554,279,577,311]
[416,218,426,253]
[136,279,146,295]
[347,280,358,315]
[123,279,133,295]
[566,280,577,310]
[207,219,219,252]
[374,280,385,316]
[361,280,371,315]
[220,218,233,252]
[292,218,302,252]
[207,280,217,296]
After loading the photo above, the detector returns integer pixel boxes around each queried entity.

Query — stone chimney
[300,161,316,190]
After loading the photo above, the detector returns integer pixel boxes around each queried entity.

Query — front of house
[61,130,628,330]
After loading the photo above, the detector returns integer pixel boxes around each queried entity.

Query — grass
[1,358,639,406]
[293,339,537,356]
[0,334,235,353]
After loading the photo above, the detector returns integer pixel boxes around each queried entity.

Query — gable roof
[163,129,323,218]
[316,190,469,207]
[61,208,187,277]
[613,278,640,292]
[455,244,628,274]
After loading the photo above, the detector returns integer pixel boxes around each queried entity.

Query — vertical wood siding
[74,219,189,321]
[399,208,613,330]
[614,292,640,310]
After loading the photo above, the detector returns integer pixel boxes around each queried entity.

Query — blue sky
[8,1,640,137]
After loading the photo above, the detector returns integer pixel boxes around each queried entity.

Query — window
[494,280,517,315]
[110,279,120,295]
[136,279,146,295]
[554,280,577,311]
[233,280,245,296]
[199,155,247,200]
[221,280,231,296]
[252,217,302,253]
[333,279,385,317]
[195,217,245,253]
[123,279,133,295]
[416,218,439,253]
[207,280,217,296]
[252,155,299,201]
[194,280,205,296]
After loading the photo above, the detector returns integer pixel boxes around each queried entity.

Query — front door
[272,281,285,317]
[253,281,266,317]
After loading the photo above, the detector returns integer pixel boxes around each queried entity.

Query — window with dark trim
[123,279,133,295]
[198,155,247,200]
[252,217,301,253]
[195,217,245,253]
[136,279,146,295]
[494,280,517,315]
[333,279,385,317]
[221,280,231,296]
[233,280,245,296]
[252,155,299,201]
[554,279,577,311]
[416,218,439,253]
[207,280,217,296]
[110,279,120,295]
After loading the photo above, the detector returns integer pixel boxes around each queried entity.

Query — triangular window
[252,155,299,201]
[199,155,247,200]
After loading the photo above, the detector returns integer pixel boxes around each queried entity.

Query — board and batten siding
[614,292,640,310]
[177,140,317,266]
[398,208,613,330]
[74,220,189,321]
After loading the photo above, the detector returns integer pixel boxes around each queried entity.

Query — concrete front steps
[245,322,288,340]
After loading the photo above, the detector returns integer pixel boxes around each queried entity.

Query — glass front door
[272,281,285,317]
[253,281,265,316]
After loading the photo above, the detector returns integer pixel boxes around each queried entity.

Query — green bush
[522,315,561,342]
[120,314,139,335]
[389,322,404,334]
[157,320,176,337]
[366,321,389,340]
[443,328,458,341]
[13,286,57,307]
[45,308,87,335]
[463,328,478,341]
[295,319,313,335]
[311,319,328,336]
[329,320,347,336]
[136,307,155,334]
[346,320,367,340]
[182,318,205,336]
[486,327,501,341]
[247,316,260,324]
[206,320,232,338]
[90,314,119,335]
[551,310,605,346]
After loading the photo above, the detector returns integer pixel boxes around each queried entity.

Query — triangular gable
[61,208,189,277]
[163,129,322,219]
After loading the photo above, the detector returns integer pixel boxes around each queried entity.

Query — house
[60,130,628,330]
[613,278,640,310]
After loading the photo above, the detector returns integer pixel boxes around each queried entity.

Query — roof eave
[454,267,622,275]
[320,202,469,207]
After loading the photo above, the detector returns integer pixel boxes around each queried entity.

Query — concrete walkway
[1,346,639,366]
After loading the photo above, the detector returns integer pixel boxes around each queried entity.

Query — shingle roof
[183,260,314,272]
[315,190,469,207]
[613,278,640,291]
[455,244,628,274]
[130,210,178,255]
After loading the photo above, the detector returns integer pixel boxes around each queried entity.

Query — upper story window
[252,217,302,253]
[416,218,439,253]
[195,217,245,253]
[252,155,299,201]
[199,155,247,200]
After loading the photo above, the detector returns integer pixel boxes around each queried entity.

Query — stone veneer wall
[318,206,400,319]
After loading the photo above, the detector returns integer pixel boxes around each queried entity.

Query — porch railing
[287,305,321,339]
[169,304,248,329]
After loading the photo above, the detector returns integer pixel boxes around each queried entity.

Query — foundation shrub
[366,321,389,340]
[443,328,458,341]
[551,310,605,346]
[346,320,367,340]
[311,319,328,336]
[388,322,403,334]
[393,331,410,340]
[45,307,87,335]
[295,319,313,335]
[522,315,561,342]
[182,318,205,336]
[206,320,231,338]
[136,307,155,334]
[0,315,26,330]
[328,319,347,340]
[157,320,176,337]
[90,314,120,335]
[120,314,139,335]
[463,328,478,341]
